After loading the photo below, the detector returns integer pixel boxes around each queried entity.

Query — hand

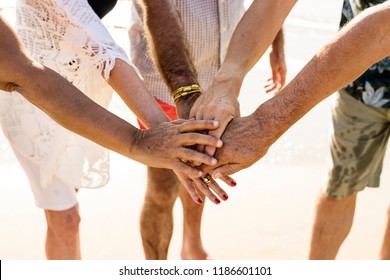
[264,46,287,93]
[202,114,271,177]
[175,90,239,197]
[175,171,230,205]
[264,47,287,94]
[189,81,240,156]
[132,119,223,178]
[175,91,201,119]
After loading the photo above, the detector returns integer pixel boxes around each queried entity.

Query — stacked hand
[166,36,286,204]
[173,56,286,203]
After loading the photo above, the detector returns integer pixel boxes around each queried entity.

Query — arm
[206,1,390,177]
[264,28,287,94]
[0,17,224,193]
[53,0,169,128]
[216,0,296,91]
[133,1,236,200]
[107,59,170,128]
[189,1,295,156]
[138,0,200,119]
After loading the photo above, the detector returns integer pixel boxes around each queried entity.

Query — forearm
[0,17,226,178]
[216,0,296,88]
[252,2,390,144]
[271,29,285,59]
[16,64,139,158]
[139,0,200,118]
[108,59,169,127]
[139,0,196,90]
[0,17,145,161]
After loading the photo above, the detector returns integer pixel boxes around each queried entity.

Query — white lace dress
[0,0,130,209]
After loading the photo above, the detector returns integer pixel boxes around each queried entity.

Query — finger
[275,82,283,94]
[173,160,204,178]
[178,120,219,133]
[272,68,279,84]
[171,119,186,125]
[179,176,204,204]
[194,178,221,205]
[279,70,287,88]
[219,175,237,187]
[177,147,218,167]
[264,82,275,90]
[192,144,205,166]
[264,76,278,92]
[204,114,234,156]
[204,146,217,158]
[209,163,243,177]
[178,133,223,148]
[206,177,229,201]
[264,83,277,93]
[193,125,208,166]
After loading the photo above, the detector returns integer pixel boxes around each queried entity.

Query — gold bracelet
[171,84,203,101]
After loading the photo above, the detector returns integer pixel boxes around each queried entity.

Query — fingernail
[231,180,237,187]
[197,198,203,204]
[214,172,222,179]
[215,198,221,204]
[198,171,203,176]
[217,140,223,147]
[213,121,219,127]
[222,194,228,201]
[211,158,217,165]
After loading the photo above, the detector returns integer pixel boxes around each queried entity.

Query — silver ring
[202,175,212,184]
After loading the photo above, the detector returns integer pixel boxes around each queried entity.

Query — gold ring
[202,175,212,184]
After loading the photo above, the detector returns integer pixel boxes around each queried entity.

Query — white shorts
[12,148,78,211]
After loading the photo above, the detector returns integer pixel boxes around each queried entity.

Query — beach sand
[1,0,390,260]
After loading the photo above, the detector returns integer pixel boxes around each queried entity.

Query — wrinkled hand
[189,83,240,156]
[264,48,287,94]
[202,115,272,177]
[133,119,223,178]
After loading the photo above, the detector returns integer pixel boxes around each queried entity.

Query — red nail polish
[197,199,203,204]
[222,194,228,201]
[215,198,221,204]
[231,180,237,187]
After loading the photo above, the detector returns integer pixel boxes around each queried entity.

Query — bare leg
[179,188,208,260]
[309,192,356,259]
[379,205,390,259]
[44,204,81,260]
[140,167,179,259]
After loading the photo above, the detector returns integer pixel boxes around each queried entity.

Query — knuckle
[5,82,19,92]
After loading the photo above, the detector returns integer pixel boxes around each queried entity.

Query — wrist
[213,67,244,98]
[168,77,198,92]
[127,128,149,165]
[175,90,202,118]
[171,84,203,102]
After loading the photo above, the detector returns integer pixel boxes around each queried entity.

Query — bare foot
[181,246,212,260]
